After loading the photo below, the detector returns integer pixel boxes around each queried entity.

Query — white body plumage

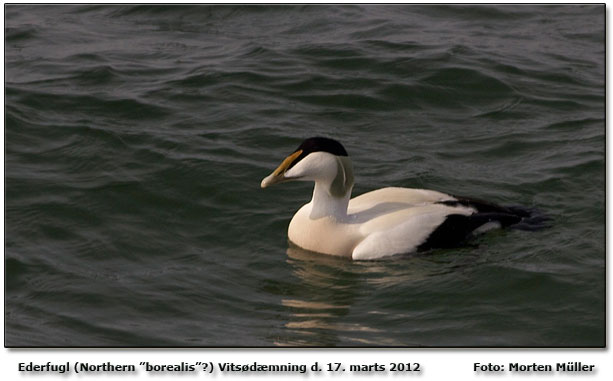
[288,186,475,259]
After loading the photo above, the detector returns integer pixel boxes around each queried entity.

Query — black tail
[504,205,551,231]
[417,196,549,252]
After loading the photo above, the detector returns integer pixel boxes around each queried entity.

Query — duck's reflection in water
[275,247,376,346]
[274,245,480,346]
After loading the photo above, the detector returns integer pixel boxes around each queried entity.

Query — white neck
[309,180,352,220]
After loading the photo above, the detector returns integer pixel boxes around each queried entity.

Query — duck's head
[261,137,354,197]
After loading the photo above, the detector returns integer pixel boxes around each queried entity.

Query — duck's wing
[352,204,528,260]
[352,203,475,260]
[349,188,533,260]
[348,187,455,213]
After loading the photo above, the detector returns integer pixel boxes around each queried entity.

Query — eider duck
[261,137,533,260]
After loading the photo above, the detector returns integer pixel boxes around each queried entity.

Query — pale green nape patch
[330,156,354,197]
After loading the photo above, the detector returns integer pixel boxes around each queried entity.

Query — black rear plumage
[436,195,530,217]
[417,196,547,252]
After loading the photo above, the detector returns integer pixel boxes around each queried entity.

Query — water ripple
[5,4,604,347]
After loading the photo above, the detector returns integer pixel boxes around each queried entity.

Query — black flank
[417,212,522,251]
[418,195,543,251]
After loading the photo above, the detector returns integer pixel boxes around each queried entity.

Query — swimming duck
[261,137,531,260]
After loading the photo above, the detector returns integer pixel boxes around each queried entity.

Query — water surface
[4,4,605,347]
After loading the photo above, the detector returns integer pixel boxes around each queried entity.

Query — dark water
[4,4,604,347]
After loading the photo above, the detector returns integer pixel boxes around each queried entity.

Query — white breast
[288,205,361,257]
